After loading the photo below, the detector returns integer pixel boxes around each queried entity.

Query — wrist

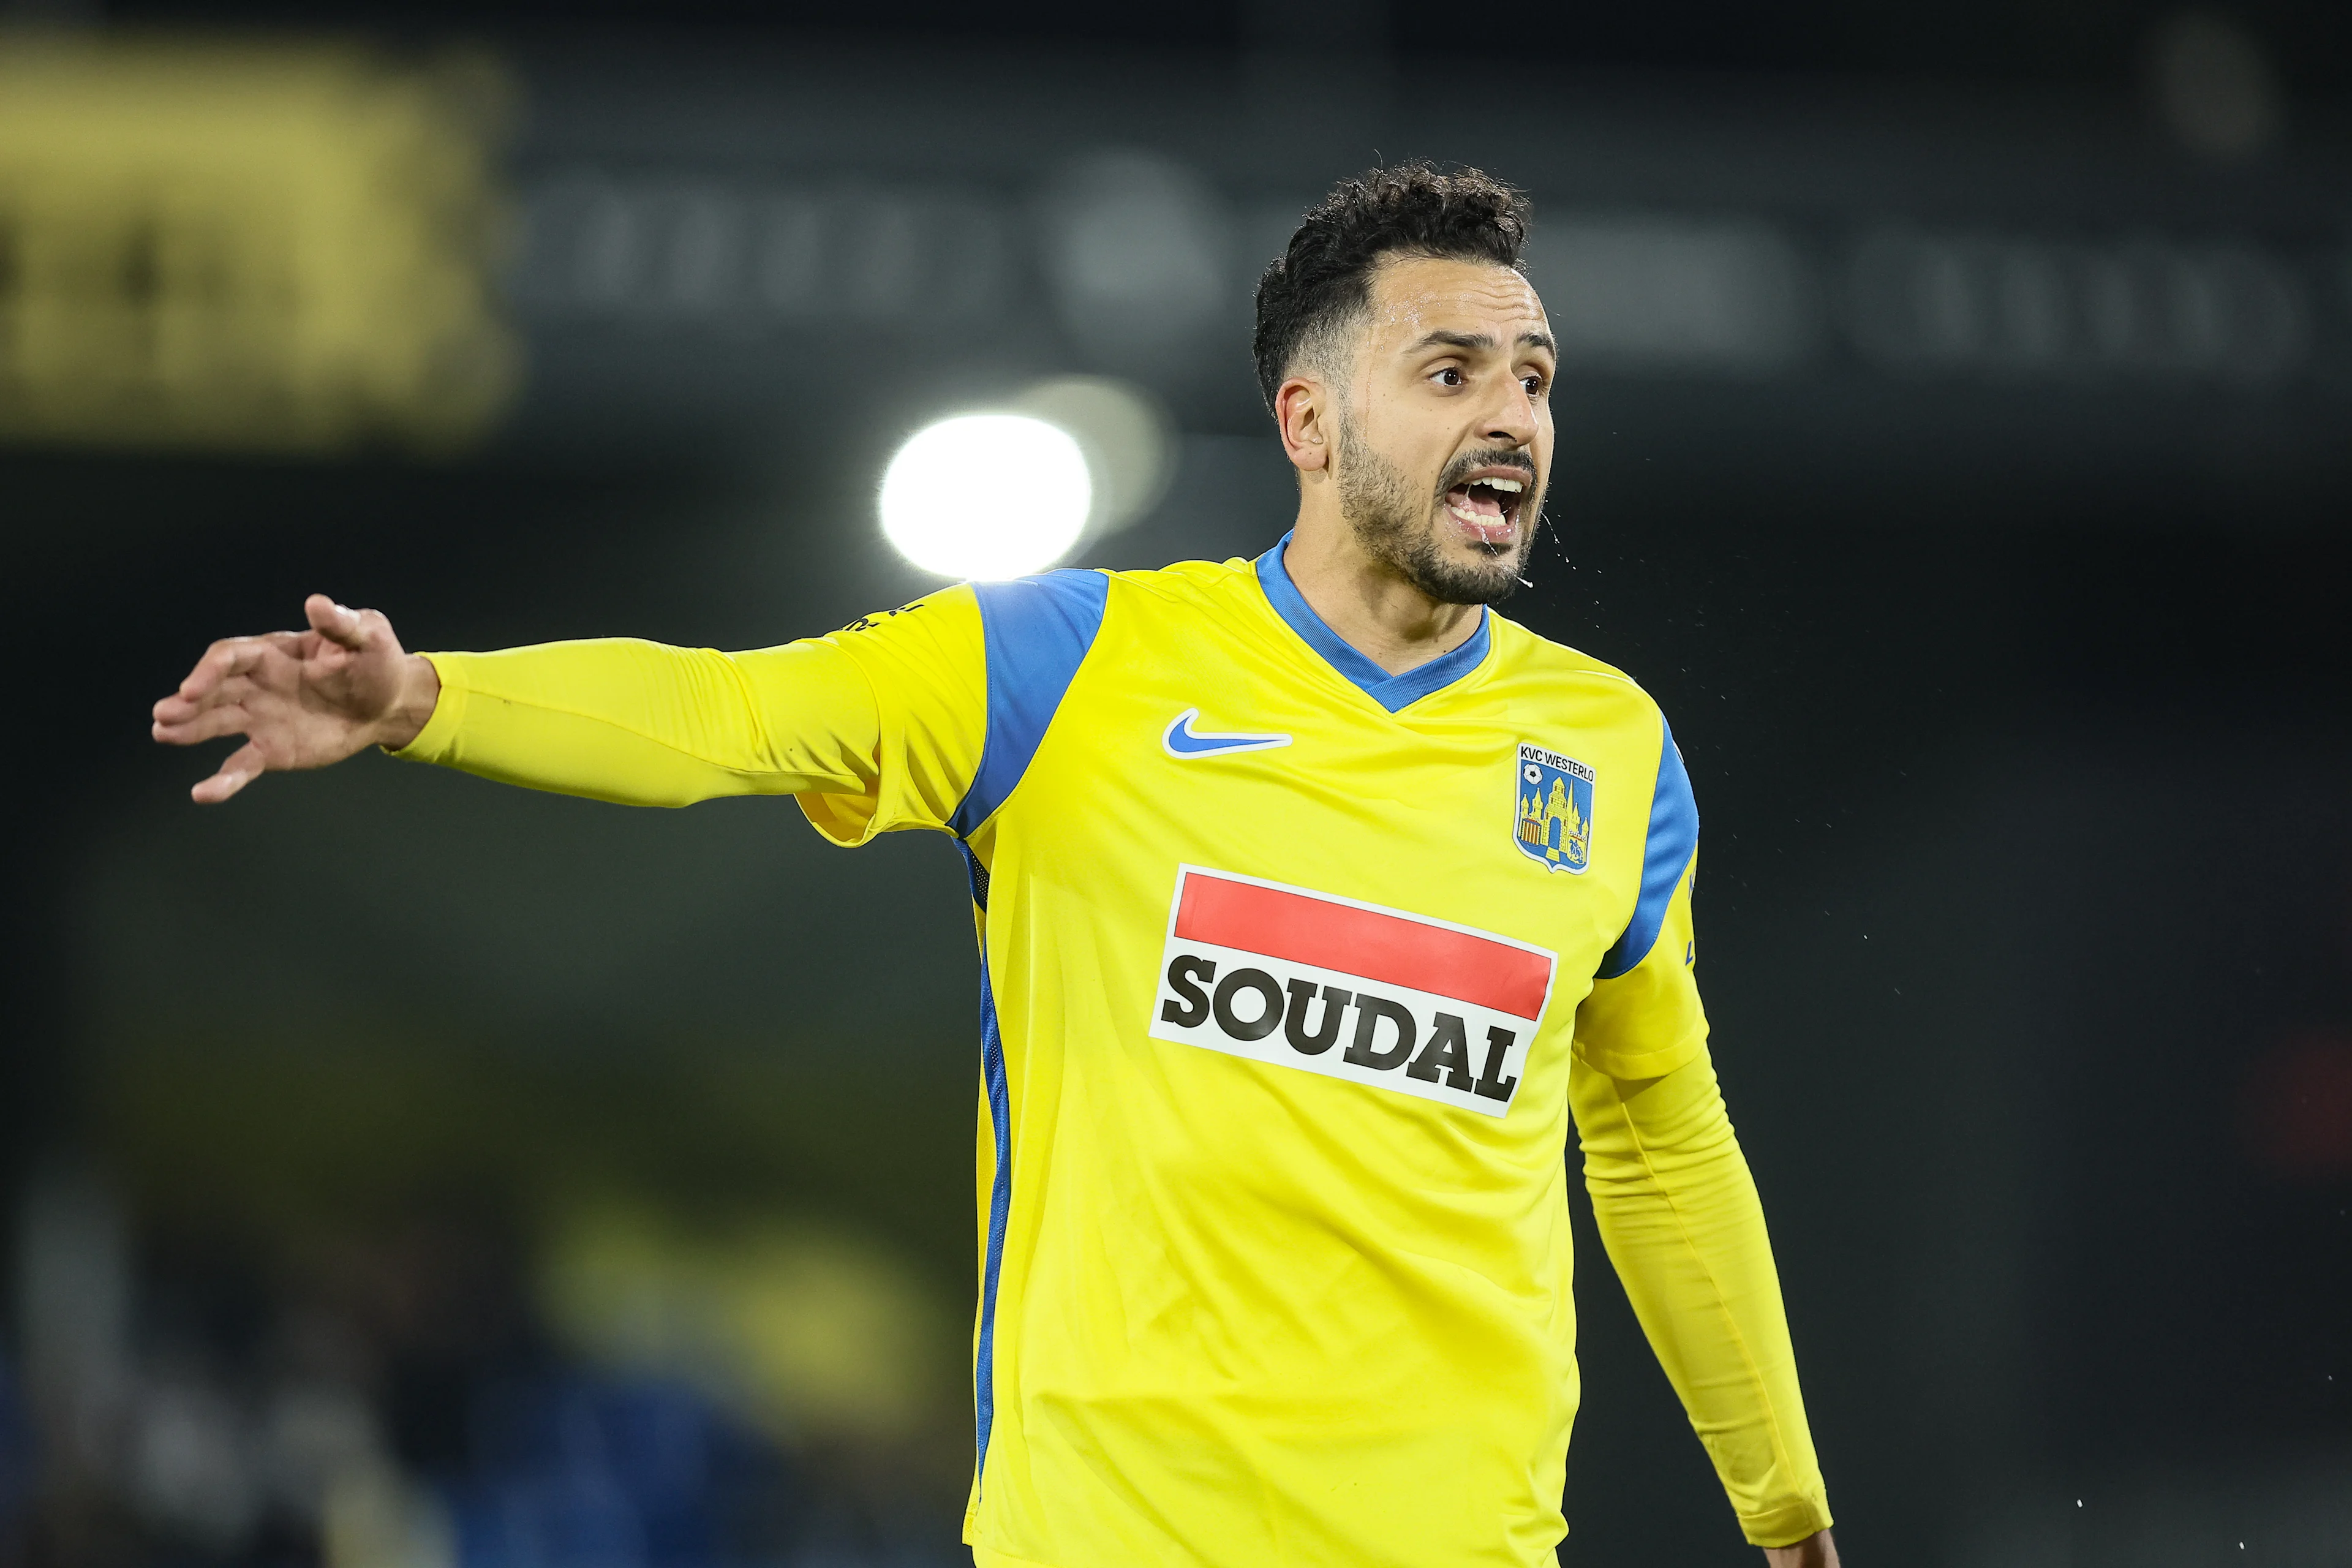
[375,653,441,752]
[1762,1529,1838,1567]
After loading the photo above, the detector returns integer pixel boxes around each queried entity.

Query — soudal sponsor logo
[1148,866,1558,1118]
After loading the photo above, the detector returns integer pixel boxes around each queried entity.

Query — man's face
[1330,255,1555,605]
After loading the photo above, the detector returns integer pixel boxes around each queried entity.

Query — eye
[1521,373,1548,395]
[1433,366,1463,388]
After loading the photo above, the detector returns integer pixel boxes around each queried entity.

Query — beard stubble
[1333,416,1537,606]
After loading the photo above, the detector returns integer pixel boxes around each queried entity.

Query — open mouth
[1443,469,1529,546]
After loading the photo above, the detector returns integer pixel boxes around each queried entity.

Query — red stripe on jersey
[1175,873,1550,1019]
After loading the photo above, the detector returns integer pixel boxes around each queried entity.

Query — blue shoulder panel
[949,569,1110,840]
[1595,719,1699,980]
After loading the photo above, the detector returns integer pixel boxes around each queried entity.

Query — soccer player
[153,164,1838,1567]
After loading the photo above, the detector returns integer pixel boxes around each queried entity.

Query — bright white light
[879,413,1091,581]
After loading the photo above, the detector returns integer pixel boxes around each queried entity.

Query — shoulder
[953,556,1259,630]
[1099,555,1260,608]
[1483,614,1690,822]
[1010,556,1266,641]
[1485,613,1664,727]
[833,557,1257,663]
[823,581,984,654]
[833,581,977,631]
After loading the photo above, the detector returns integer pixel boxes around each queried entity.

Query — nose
[1483,379,1537,449]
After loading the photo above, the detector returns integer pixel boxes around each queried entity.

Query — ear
[1275,375,1331,474]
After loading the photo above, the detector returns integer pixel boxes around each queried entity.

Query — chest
[997,613,1649,998]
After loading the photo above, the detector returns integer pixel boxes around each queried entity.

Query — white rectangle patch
[1147,867,1558,1118]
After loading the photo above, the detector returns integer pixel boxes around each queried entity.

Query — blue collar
[1253,533,1491,714]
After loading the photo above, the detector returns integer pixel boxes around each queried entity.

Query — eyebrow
[1410,328,1558,355]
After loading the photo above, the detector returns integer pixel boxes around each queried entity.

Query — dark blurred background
[4,2,2350,1564]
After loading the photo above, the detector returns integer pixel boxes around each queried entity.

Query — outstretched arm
[380,636,884,809]
[1569,1048,1838,1564]
[152,596,442,802]
[153,590,986,834]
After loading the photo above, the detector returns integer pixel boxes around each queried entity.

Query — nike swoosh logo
[1163,707,1294,758]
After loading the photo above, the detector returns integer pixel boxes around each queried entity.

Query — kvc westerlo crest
[1515,743,1594,873]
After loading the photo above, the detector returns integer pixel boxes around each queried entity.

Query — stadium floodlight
[1011,375,1172,540]
[879,413,1093,581]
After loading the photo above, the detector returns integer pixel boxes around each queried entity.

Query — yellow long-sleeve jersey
[394,540,1833,1564]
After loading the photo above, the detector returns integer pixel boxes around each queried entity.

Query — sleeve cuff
[1740,1494,1834,1549]
[382,652,468,763]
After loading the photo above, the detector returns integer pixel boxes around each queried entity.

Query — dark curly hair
[1251,162,1532,412]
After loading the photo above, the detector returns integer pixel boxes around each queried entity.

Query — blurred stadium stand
[479,38,2352,495]
[0,39,513,451]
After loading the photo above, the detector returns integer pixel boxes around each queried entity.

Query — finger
[306,594,368,651]
[350,606,397,654]
[169,629,310,710]
[153,701,252,748]
[155,677,244,724]
[175,636,273,701]
[191,741,268,804]
[157,657,268,721]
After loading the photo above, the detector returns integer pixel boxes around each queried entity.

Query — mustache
[1436,448,1538,492]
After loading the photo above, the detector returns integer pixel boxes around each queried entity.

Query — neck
[1281,510,1485,678]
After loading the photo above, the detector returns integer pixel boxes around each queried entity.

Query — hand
[151,595,441,803]
[1764,1528,1839,1567]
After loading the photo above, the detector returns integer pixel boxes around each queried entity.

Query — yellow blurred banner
[0,34,516,453]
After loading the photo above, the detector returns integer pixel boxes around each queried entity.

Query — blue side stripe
[1253,534,1490,714]
[949,570,1110,839]
[954,571,1103,1494]
[973,959,1012,1490]
[959,841,992,913]
[1596,720,1699,979]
